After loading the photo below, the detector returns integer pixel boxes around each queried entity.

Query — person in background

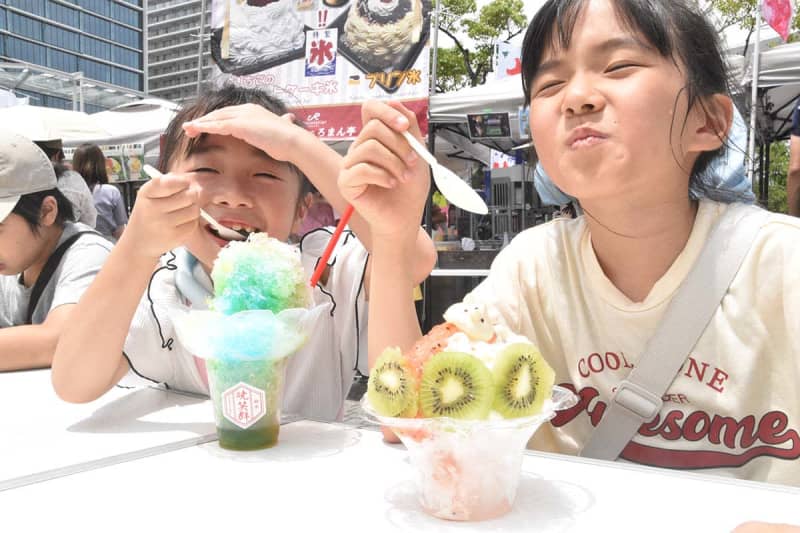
[33,139,97,227]
[298,188,336,236]
[788,98,800,217]
[0,131,111,370]
[72,143,128,241]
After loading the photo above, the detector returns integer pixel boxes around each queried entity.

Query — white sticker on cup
[222,382,267,429]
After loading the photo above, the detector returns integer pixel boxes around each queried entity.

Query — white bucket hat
[0,130,57,223]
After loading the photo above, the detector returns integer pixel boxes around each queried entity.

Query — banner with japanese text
[210,0,431,141]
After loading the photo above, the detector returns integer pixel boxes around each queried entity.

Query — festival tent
[729,40,800,142]
[65,98,180,166]
[0,104,111,142]
[429,75,527,159]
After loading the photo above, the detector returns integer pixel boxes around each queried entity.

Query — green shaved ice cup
[206,355,289,451]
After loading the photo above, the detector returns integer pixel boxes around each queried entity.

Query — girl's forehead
[536,0,658,64]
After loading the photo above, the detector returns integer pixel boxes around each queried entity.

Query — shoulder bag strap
[579,204,771,461]
[25,231,99,325]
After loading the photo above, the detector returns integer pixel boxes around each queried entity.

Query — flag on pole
[761,0,796,41]
[493,42,522,80]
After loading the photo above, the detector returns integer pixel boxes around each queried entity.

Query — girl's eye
[193,167,219,174]
[535,81,563,95]
[606,63,638,73]
[254,173,282,181]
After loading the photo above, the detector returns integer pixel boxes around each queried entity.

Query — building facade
[0,0,145,110]
[147,0,212,103]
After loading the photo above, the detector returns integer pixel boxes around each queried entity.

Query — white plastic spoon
[142,164,247,241]
[401,131,489,215]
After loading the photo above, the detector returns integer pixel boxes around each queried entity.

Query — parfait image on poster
[174,233,315,450]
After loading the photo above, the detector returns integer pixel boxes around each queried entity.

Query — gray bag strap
[580,204,770,461]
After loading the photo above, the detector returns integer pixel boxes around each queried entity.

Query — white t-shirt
[58,170,97,227]
[468,199,800,486]
[120,229,369,422]
[0,222,111,326]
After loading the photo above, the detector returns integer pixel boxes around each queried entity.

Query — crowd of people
[0,1,798,523]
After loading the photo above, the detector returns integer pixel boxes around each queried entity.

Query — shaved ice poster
[305,28,338,77]
[210,0,431,140]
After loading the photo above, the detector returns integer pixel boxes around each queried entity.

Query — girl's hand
[181,104,301,163]
[122,173,200,260]
[339,100,430,242]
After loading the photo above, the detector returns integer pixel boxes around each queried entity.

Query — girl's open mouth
[206,224,261,244]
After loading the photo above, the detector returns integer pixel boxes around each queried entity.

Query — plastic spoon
[142,165,247,241]
[401,131,489,215]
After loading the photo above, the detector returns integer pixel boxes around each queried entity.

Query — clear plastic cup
[207,355,288,450]
[172,307,324,451]
[362,386,577,521]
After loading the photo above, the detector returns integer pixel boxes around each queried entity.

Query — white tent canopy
[61,98,180,166]
[729,41,800,141]
[429,75,528,163]
[88,98,180,144]
[0,105,111,142]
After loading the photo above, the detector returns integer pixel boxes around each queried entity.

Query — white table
[2,420,798,532]
[0,369,216,490]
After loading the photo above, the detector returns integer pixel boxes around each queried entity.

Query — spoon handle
[401,131,437,168]
[142,164,245,240]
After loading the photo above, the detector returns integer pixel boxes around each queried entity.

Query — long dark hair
[158,84,312,202]
[520,0,731,180]
[72,143,109,189]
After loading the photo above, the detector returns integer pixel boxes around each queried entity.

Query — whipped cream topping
[442,299,529,368]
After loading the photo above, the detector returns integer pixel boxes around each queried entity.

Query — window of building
[45,1,79,26]
[7,0,45,17]
[78,56,111,83]
[81,12,111,39]
[111,24,139,48]
[8,11,43,39]
[112,44,140,69]
[110,1,138,26]
[111,66,140,90]
[80,34,112,61]
[44,23,80,52]
[47,47,77,72]
[77,0,110,18]
[0,8,6,31]
[6,35,46,63]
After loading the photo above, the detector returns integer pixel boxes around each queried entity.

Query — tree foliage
[705,0,799,51]
[433,0,527,92]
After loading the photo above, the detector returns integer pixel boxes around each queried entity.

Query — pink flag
[762,0,796,41]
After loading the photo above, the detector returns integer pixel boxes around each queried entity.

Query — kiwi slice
[367,348,417,417]
[419,351,493,420]
[492,343,555,418]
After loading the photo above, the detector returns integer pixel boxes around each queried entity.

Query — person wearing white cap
[0,131,112,370]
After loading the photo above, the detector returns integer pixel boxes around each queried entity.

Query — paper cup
[362,386,577,521]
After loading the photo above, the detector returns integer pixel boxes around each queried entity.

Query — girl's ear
[39,196,59,228]
[689,94,733,153]
[294,191,313,222]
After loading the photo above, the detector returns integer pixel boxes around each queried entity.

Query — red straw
[309,204,355,287]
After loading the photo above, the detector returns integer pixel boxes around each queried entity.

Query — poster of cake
[210,0,432,141]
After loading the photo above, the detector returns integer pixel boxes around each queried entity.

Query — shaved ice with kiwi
[366,297,557,421]
[361,297,577,522]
